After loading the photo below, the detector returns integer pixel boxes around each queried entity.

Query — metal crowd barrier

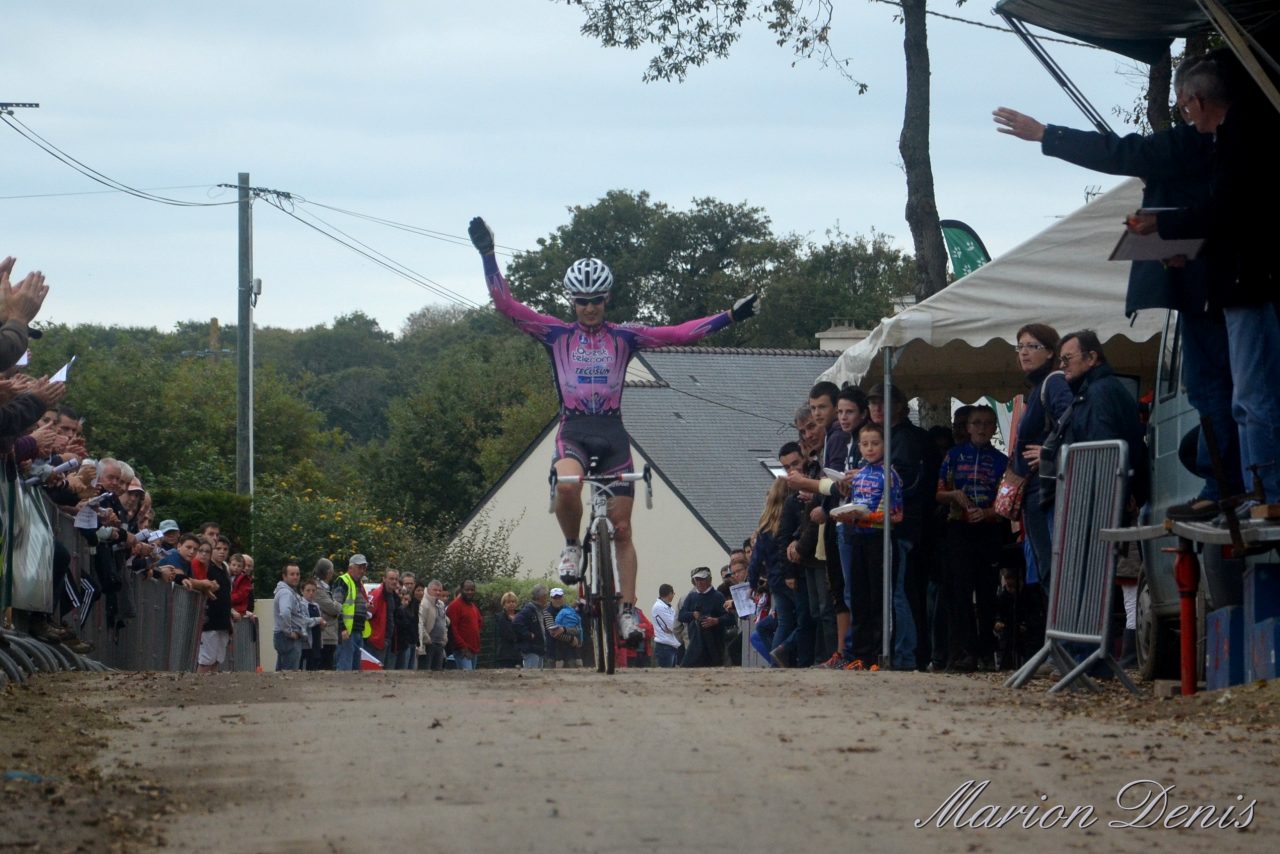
[50,503,206,673]
[222,619,261,672]
[1006,440,1139,694]
[78,570,205,671]
[740,614,769,667]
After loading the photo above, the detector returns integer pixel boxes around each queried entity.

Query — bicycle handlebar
[548,466,653,512]
[555,471,647,484]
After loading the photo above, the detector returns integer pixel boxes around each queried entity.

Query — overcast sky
[3,1,1148,334]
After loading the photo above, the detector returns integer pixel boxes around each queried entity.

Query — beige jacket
[417,594,449,653]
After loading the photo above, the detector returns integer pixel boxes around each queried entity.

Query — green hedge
[149,488,252,551]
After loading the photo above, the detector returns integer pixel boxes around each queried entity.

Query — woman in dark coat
[494,591,522,668]
[1010,323,1072,591]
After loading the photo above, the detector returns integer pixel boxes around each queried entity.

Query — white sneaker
[557,545,583,584]
[617,606,643,645]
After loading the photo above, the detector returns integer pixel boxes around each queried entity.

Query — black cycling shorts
[554,415,634,497]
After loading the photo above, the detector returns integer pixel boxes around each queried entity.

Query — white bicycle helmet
[563,258,613,297]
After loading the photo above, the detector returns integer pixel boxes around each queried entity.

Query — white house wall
[460,427,728,604]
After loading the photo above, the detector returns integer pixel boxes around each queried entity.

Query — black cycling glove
[731,293,759,323]
[468,217,495,255]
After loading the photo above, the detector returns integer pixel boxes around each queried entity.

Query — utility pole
[236,173,254,496]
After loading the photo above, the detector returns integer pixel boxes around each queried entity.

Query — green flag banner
[940,219,991,279]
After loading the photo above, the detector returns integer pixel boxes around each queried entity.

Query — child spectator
[936,405,1008,672]
[196,544,237,674]
[230,553,255,617]
[300,578,324,670]
[552,590,584,668]
[830,422,903,669]
[993,567,1030,671]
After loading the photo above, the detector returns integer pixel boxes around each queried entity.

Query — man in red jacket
[445,579,482,670]
[365,569,400,667]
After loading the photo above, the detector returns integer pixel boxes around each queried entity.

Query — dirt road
[3,669,1277,852]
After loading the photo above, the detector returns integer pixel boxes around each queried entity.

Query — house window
[760,458,785,479]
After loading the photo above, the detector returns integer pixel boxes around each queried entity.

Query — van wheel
[1136,572,1179,681]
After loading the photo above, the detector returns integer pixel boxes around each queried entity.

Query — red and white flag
[359,648,383,671]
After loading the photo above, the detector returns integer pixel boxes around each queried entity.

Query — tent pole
[881,348,894,668]
[1195,0,1280,116]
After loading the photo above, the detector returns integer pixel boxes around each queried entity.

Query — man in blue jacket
[678,567,731,667]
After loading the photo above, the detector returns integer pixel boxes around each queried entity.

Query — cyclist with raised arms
[468,216,758,641]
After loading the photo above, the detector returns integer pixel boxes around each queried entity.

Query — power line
[660,382,794,426]
[0,113,238,207]
[868,0,1103,50]
[300,199,521,259]
[254,190,482,309]
[0,184,224,201]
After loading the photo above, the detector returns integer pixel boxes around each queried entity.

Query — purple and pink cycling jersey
[484,255,731,420]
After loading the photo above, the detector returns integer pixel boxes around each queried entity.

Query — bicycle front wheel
[592,516,617,675]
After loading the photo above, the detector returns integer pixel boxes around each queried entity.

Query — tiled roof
[623,347,831,550]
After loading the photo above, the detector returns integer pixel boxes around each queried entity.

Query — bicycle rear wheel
[592,517,617,675]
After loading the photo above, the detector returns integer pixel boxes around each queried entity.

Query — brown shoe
[64,637,93,654]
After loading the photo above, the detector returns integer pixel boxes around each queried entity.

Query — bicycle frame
[550,468,651,594]
[549,464,652,672]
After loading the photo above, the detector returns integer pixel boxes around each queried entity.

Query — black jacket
[1156,95,1280,308]
[678,587,729,667]
[495,613,521,666]
[888,419,940,543]
[776,493,806,582]
[1063,363,1150,506]
[1042,122,1214,315]
[1011,366,1073,483]
[512,602,546,657]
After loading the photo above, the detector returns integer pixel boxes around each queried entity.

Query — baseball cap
[550,587,565,598]
[691,566,712,581]
[349,554,368,566]
[157,519,180,534]
[865,383,906,404]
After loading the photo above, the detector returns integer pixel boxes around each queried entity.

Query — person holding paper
[995,62,1239,518]
[1130,53,1280,509]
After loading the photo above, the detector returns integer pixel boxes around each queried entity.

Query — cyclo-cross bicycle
[550,458,652,675]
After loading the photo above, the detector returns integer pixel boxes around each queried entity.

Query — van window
[1159,312,1182,403]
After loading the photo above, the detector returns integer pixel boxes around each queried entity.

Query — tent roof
[995,0,1279,63]
[818,179,1165,402]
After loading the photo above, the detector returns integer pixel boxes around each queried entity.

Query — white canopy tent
[819,178,1165,400]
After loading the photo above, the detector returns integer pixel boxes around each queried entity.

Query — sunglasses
[574,296,606,306]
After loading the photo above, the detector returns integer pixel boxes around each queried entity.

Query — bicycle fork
[587,517,622,605]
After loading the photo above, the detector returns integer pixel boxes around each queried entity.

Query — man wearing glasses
[1053,330,1150,509]
[468,217,758,643]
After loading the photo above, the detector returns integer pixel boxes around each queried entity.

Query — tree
[560,0,949,301]
[735,228,915,348]
[503,189,913,348]
[376,333,558,525]
[505,189,795,325]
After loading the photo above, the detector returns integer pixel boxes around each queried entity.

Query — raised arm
[994,107,1212,181]
[629,294,758,349]
[469,217,566,343]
